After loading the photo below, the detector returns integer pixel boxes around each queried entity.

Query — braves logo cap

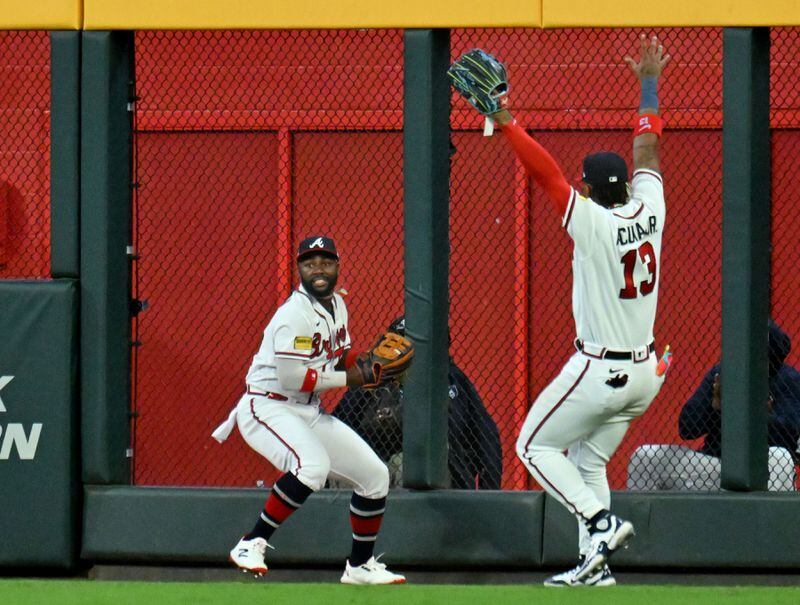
[297,235,339,261]
[582,151,628,187]
[388,316,406,335]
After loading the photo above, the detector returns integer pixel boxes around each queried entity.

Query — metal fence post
[402,29,451,489]
[721,27,771,491]
[50,31,81,278]
[81,31,135,484]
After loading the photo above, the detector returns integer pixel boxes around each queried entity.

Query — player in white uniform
[212,235,405,585]
[488,36,671,586]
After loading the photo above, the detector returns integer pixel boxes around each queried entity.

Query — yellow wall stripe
[83,0,540,30]
[0,0,81,29]
[543,0,800,28]
[3,0,800,33]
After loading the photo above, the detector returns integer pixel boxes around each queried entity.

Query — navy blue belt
[575,339,655,361]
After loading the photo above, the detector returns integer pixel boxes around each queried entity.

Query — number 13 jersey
[562,168,666,350]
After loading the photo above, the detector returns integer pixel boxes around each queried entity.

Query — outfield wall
[83,487,800,569]
[0,2,799,574]
[0,281,79,568]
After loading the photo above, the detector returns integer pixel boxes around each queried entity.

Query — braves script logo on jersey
[310,237,325,249]
[311,326,348,360]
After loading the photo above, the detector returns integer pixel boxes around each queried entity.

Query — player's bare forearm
[633,134,660,173]
[625,34,670,173]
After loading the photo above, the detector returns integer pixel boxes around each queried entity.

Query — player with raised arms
[449,35,671,586]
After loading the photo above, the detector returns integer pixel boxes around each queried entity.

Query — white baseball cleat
[573,513,634,582]
[340,555,406,585]
[544,559,616,587]
[229,536,268,576]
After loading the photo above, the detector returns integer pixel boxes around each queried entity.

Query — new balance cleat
[229,536,268,576]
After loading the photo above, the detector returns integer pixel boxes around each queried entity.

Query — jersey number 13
[619,241,657,300]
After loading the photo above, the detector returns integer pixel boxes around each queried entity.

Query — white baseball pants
[235,394,390,497]
[517,349,663,552]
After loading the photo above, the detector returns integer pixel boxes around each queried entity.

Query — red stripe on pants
[531,463,583,519]
[249,399,302,472]
[524,359,591,451]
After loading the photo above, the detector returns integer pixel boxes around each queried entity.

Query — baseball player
[449,35,670,586]
[211,235,408,585]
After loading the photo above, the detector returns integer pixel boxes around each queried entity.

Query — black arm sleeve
[768,414,800,453]
[452,366,503,490]
[678,366,721,440]
[473,404,503,489]
[768,368,800,455]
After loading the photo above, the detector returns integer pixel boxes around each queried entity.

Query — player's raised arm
[448,49,571,215]
[492,109,572,215]
[625,35,671,173]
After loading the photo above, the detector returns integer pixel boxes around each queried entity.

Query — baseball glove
[353,332,414,388]
[447,49,509,116]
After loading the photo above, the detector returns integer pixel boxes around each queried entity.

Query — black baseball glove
[447,49,509,116]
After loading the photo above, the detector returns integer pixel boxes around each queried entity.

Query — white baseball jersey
[562,168,666,350]
[212,283,389,496]
[246,284,351,405]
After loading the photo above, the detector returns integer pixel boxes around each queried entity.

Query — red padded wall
[134,132,283,486]
[129,29,800,489]
[0,31,50,278]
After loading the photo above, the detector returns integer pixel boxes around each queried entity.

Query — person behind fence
[628,320,800,491]
[332,317,503,489]
[210,235,412,585]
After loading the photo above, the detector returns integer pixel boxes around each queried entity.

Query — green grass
[2,581,800,605]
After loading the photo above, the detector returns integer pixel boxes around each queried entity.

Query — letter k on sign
[0,376,13,412]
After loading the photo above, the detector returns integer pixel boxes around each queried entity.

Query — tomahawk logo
[0,376,43,460]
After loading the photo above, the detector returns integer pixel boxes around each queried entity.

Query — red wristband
[634,113,663,138]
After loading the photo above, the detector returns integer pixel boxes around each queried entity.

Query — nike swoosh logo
[610,368,623,373]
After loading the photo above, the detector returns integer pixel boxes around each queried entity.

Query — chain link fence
[131,27,798,491]
[131,30,404,487]
[767,28,800,491]
[624,28,800,492]
[451,28,724,490]
[0,31,50,279]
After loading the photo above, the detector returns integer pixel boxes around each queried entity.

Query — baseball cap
[388,316,406,336]
[582,152,628,187]
[297,235,339,261]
